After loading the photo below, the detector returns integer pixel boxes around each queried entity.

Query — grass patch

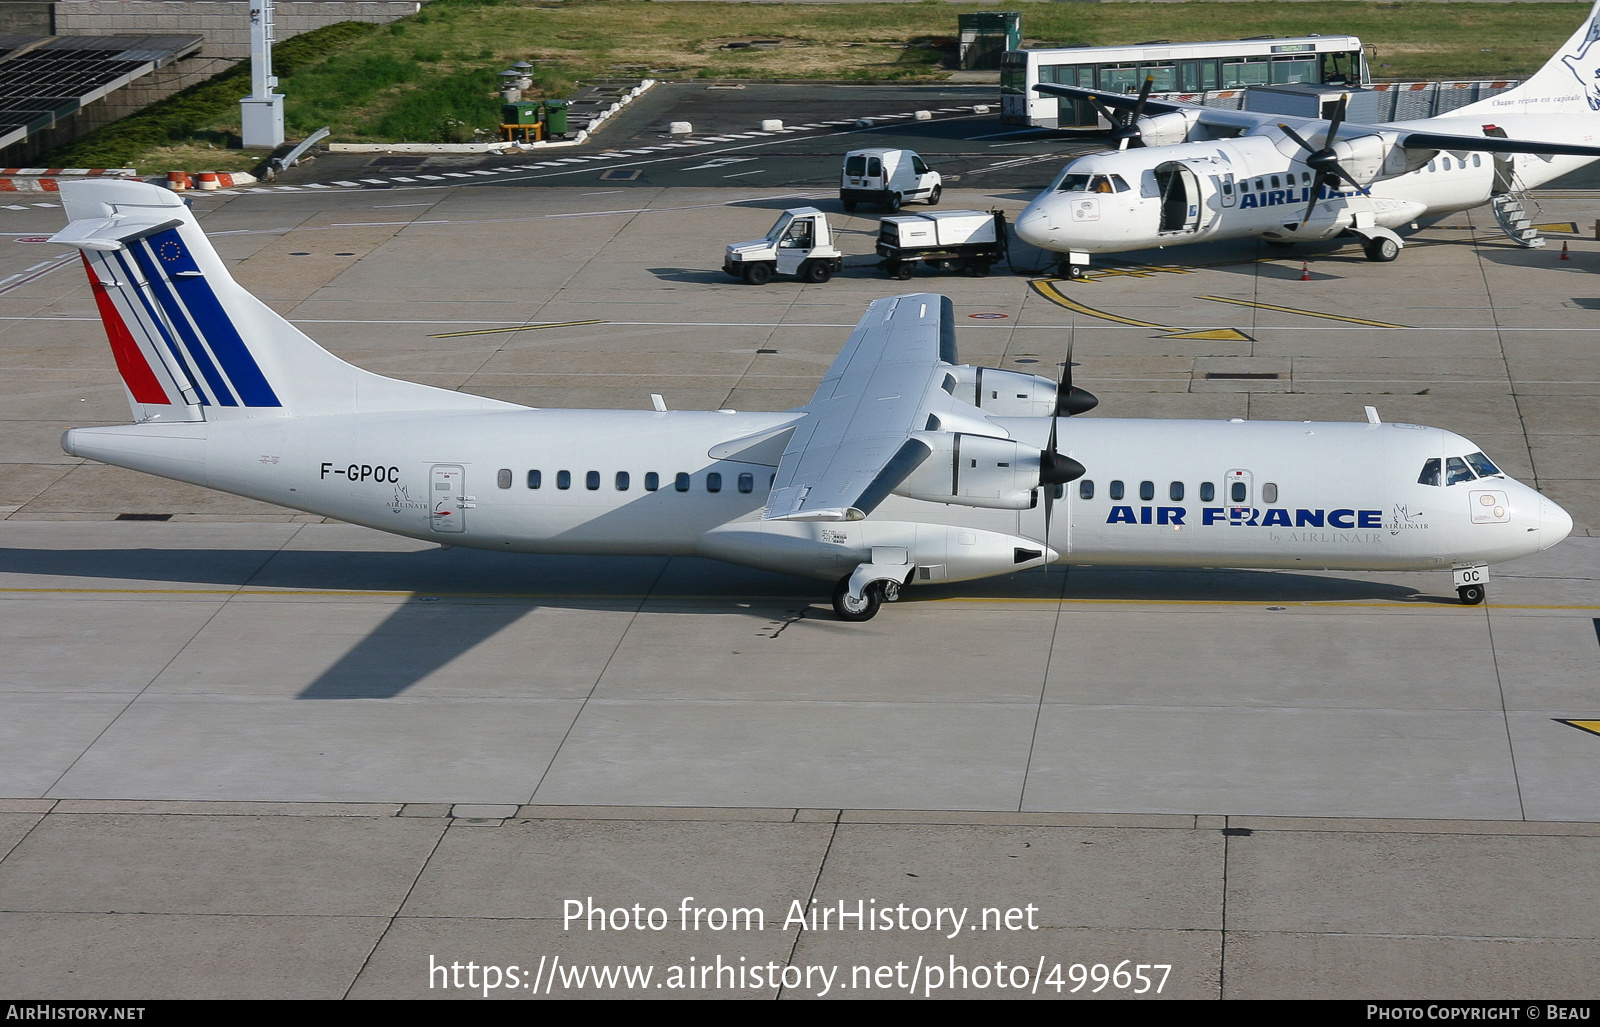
[40,2,1593,169]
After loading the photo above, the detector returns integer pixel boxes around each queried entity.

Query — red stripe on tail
[81,252,170,405]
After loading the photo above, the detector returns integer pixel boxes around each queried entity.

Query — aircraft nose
[1015,204,1055,248]
[1539,494,1574,550]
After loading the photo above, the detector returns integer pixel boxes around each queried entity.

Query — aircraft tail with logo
[1455,0,1600,116]
[49,179,518,424]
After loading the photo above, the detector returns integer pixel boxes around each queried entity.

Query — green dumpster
[503,101,542,125]
[544,99,569,136]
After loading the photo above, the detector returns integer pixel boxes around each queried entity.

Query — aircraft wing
[1030,82,1272,132]
[1397,130,1600,159]
[762,294,956,522]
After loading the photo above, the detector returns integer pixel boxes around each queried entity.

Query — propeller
[1054,326,1098,417]
[1040,328,1089,549]
[1088,75,1156,151]
[1276,96,1372,228]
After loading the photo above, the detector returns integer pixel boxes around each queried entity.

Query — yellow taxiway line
[1196,295,1409,329]
[429,319,607,338]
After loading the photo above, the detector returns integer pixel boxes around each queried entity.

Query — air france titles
[1106,504,1386,545]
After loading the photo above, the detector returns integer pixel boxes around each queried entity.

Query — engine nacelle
[943,365,1058,417]
[1330,132,1388,185]
[1135,109,1203,147]
[895,432,1039,510]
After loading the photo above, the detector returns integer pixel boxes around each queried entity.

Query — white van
[840,148,941,212]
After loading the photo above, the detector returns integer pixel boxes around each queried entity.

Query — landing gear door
[430,463,466,533]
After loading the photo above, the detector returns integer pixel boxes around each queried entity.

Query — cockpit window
[1418,458,1441,487]
[1057,173,1128,193]
[1445,456,1476,485]
[1464,451,1500,477]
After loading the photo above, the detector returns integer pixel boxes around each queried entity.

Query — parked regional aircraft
[1016,0,1600,274]
[49,180,1570,620]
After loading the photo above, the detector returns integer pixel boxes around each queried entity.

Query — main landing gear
[1453,565,1488,605]
[831,567,909,622]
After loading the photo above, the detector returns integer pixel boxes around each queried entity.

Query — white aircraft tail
[1455,0,1600,116]
[51,179,517,423]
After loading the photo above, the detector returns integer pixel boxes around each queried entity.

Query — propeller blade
[1042,416,1057,544]
[1087,97,1118,128]
[1055,328,1099,415]
[1328,163,1371,196]
[1302,170,1329,226]
[1325,95,1348,145]
[1278,123,1314,153]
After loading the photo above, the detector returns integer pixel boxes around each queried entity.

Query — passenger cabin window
[738,473,754,493]
[1200,482,1215,502]
[1139,481,1155,501]
[1262,483,1278,504]
[1170,481,1184,502]
[675,472,690,492]
[1418,458,1441,486]
[1080,480,1094,500]
[1472,154,1482,167]
[527,470,541,489]
[616,471,629,491]
[1465,451,1500,478]
[497,468,512,489]
[706,472,722,493]
[557,470,571,490]
[1230,481,1247,503]
[1445,456,1475,485]
[586,471,600,491]
[644,472,659,491]
[1109,480,1125,501]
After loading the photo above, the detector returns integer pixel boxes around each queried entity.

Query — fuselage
[63,408,1571,586]
[1016,112,1598,254]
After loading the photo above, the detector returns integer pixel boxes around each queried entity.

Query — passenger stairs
[1490,191,1546,248]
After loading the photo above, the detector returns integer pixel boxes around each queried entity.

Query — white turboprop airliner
[49,180,1570,620]
[1015,0,1600,273]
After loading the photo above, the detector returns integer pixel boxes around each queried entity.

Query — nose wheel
[1457,584,1486,605]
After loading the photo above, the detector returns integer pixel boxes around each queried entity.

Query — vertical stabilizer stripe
[147,229,280,407]
[81,252,170,405]
[127,236,237,406]
[108,247,208,405]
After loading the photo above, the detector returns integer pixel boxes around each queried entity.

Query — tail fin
[1457,0,1600,116]
[51,179,518,423]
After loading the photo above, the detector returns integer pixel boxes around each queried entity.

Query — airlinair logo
[1561,16,1600,110]
[1389,503,1429,535]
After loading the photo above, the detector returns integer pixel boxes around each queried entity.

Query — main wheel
[832,577,882,622]
[802,260,831,284]
[1364,236,1399,262]
[886,192,903,212]
[1457,583,1486,605]
[743,261,773,285]
[927,184,942,206]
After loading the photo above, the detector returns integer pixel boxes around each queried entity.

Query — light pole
[240,0,285,148]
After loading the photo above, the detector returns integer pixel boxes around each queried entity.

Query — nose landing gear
[1453,565,1488,605]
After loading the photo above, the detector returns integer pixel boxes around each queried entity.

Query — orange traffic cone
[1300,260,1311,281]
[1561,240,1570,260]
